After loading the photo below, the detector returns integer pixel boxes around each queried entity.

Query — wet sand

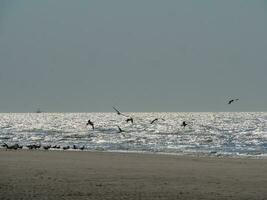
[1,150,267,200]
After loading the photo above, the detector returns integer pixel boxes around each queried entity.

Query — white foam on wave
[0,112,267,157]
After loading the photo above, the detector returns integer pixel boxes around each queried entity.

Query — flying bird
[151,118,159,124]
[150,118,165,124]
[228,98,239,104]
[181,121,188,128]
[126,117,134,124]
[112,106,129,117]
[116,125,124,133]
[86,120,94,130]
[228,99,234,104]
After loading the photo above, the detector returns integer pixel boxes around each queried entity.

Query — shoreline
[1,150,267,199]
[1,148,267,160]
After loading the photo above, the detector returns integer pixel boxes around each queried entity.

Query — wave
[0,112,267,157]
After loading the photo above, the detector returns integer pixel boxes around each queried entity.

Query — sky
[0,0,266,112]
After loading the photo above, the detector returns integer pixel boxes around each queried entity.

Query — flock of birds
[86,106,174,133]
[1,98,239,151]
[87,98,239,132]
[2,143,85,151]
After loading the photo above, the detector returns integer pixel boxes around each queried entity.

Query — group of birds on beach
[1,98,239,151]
[2,143,85,151]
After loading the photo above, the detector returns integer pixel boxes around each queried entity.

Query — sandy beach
[1,150,267,200]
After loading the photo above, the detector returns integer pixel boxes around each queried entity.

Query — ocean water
[0,112,267,157]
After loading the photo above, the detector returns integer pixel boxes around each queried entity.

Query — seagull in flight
[150,118,165,124]
[228,98,239,104]
[116,125,124,133]
[181,121,188,128]
[126,117,134,124]
[112,106,129,117]
[86,120,94,130]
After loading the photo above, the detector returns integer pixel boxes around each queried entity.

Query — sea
[0,112,267,158]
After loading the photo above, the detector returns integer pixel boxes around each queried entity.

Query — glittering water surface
[1,112,267,157]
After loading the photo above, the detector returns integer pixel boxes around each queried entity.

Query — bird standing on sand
[63,146,70,150]
[2,143,22,150]
[80,146,85,150]
[2,143,14,150]
[27,144,40,149]
[86,120,94,130]
[43,145,51,150]
[52,145,60,149]
[228,98,239,104]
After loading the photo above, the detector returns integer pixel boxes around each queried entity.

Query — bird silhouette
[112,106,129,117]
[86,120,94,130]
[181,121,188,128]
[63,146,70,150]
[43,145,51,150]
[116,125,124,133]
[80,146,85,150]
[126,117,134,124]
[150,118,165,124]
[228,98,239,104]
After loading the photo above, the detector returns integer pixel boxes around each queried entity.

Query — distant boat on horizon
[36,108,42,113]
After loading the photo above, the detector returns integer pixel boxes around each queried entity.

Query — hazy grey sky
[0,0,266,112]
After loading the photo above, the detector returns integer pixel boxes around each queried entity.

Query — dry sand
[1,150,267,200]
